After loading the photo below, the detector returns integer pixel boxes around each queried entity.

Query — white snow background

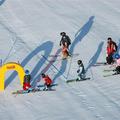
[0,0,120,120]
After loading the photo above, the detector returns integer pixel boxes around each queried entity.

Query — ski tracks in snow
[66,80,120,120]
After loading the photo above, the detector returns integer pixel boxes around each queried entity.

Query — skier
[60,32,71,59]
[76,60,86,81]
[113,53,120,74]
[41,73,53,90]
[106,37,117,64]
[23,69,31,91]
[60,32,71,49]
[107,37,118,52]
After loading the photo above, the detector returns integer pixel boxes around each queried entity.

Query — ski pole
[41,55,67,79]
[90,67,94,80]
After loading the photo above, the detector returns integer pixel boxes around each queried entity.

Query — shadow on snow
[53,16,95,82]
[0,0,5,6]
[85,41,104,72]
[5,41,53,88]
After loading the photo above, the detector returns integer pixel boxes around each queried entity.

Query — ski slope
[0,0,120,120]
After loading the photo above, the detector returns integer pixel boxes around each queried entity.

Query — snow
[0,0,120,120]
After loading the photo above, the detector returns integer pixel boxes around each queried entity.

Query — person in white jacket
[76,60,86,81]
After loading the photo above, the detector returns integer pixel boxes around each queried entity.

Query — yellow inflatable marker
[0,62,25,91]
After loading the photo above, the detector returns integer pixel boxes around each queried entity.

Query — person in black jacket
[76,60,86,80]
[60,32,71,49]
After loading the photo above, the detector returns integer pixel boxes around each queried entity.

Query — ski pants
[115,66,120,74]
[78,73,86,80]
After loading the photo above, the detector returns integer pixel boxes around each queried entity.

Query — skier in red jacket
[107,37,118,52]
[106,37,117,64]
[41,73,53,90]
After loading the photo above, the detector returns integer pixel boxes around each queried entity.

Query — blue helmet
[113,53,120,59]
[25,69,29,75]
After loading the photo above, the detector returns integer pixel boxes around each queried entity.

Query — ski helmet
[41,73,46,78]
[113,53,120,59]
[60,32,66,36]
[25,69,29,75]
[77,60,82,64]
[107,37,112,40]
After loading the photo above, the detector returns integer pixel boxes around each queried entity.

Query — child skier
[76,60,86,81]
[113,53,120,74]
[23,69,31,91]
[41,73,53,90]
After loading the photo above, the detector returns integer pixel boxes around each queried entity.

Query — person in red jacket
[41,73,53,90]
[106,37,117,64]
[107,37,118,52]
[107,42,115,55]
[23,70,31,91]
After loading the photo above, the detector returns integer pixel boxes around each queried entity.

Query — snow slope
[0,0,120,120]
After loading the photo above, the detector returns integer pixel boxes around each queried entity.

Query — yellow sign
[0,62,25,91]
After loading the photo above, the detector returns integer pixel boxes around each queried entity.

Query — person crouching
[23,70,31,91]
[41,73,53,90]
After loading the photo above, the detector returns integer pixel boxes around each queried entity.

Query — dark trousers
[106,54,114,64]
[115,66,120,74]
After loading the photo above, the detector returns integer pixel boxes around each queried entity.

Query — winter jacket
[43,75,52,85]
[60,35,71,47]
[116,58,120,67]
[107,44,116,56]
[77,63,85,75]
[24,75,31,83]
[23,74,31,90]
[23,82,31,90]
[110,41,118,52]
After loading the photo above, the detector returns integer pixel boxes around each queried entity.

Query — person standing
[113,53,120,74]
[60,32,71,49]
[106,37,118,64]
[60,32,71,59]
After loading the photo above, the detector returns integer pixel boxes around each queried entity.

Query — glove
[77,69,80,73]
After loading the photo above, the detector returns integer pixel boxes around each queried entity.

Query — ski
[103,73,119,77]
[103,69,115,72]
[92,62,107,67]
[95,62,107,64]
[46,53,79,58]
[12,88,55,95]
[66,77,90,83]
[48,54,77,62]
[12,89,40,95]
[37,83,58,88]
